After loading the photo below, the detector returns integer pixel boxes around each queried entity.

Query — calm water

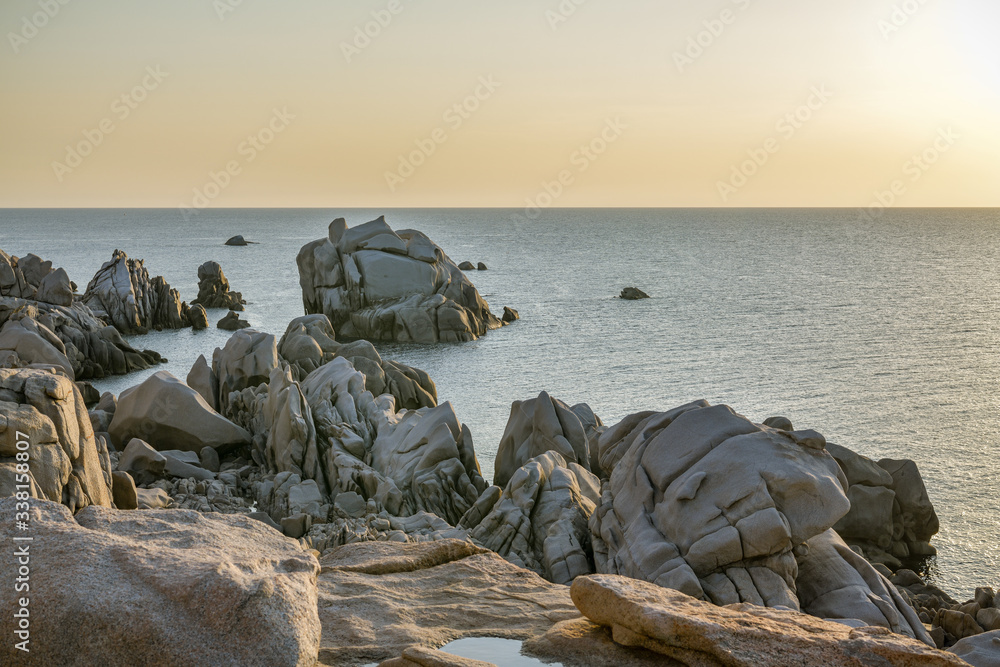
[1,207,997,597]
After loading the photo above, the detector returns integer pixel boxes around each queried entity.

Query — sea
[2,207,997,599]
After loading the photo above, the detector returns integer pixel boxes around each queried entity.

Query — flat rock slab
[317,539,580,666]
[0,497,320,667]
[572,574,970,667]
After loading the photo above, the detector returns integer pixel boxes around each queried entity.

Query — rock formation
[0,368,114,512]
[108,370,252,453]
[297,216,511,343]
[1,250,165,379]
[82,250,191,333]
[192,260,245,310]
[218,310,250,330]
[588,400,931,642]
[559,574,966,666]
[0,497,320,666]
[620,287,650,300]
[492,391,604,488]
[468,451,600,585]
[225,234,249,246]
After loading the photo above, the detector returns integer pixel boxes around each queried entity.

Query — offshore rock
[82,250,191,334]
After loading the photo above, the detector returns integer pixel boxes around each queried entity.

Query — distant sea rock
[296,216,513,343]
[620,287,650,300]
[82,250,191,334]
[192,260,245,311]
[217,310,250,330]
[225,235,249,246]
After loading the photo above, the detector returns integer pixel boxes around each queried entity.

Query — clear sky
[0,0,996,208]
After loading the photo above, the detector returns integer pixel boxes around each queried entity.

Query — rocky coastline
[1,217,997,666]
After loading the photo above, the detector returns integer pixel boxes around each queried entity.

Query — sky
[0,0,997,208]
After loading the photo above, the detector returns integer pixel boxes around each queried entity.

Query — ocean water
[1,207,997,598]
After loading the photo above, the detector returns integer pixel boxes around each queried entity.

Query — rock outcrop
[82,250,190,333]
[192,260,245,310]
[588,400,931,642]
[218,310,250,330]
[316,539,579,665]
[620,287,650,300]
[2,249,165,379]
[468,451,600,585]
[0,497,320,666]
[225,234,249,246]
[562,574,966,666]
[108,370,251,453]
[0,368,113,512]
[492,391,604,488]
[297,217,509,343]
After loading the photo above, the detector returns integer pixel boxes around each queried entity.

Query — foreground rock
[0,368,114,511]
[950,631,1000,667]
[0,497,320,666]
[316,539,579,665]
[297,217,511,342]
[192,260,245,311]
[564,574,967,666]
[82,250,191,333]
[108,370,251,453]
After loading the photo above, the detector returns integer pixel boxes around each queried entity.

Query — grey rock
[225,235,249,246]
[199,445,220,472]
[218,310,250,331]
[111,470,138,509]
[619,287,650,300]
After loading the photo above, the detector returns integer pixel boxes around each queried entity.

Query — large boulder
[562,574,966,666]
[589,401,933,642]
[212,329,281,418]
[493,391,603,488]
[82,250,190,333]
[108,371,251,453]
[192,260,244,310]
[0,497,320,666]
[316,539,579,665]
[0,317,75,379]
[0,368,113,512]
[297,217,508,343]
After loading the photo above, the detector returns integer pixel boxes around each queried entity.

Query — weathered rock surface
[468,451,600,585]
[378,646,497,667]
[570,574,967,666]
[82,250,191,333]
[192,260,245,310]
[492,391,603,488]
[316,539,579,665]
[0,497,321,666]
[0,368,114,512]
[108,371,251,453]
[949,630,1000,667]
[189,303,209,330]
[297,217,510,343]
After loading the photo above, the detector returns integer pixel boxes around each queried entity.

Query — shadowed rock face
[82,250,190,334]
[0,368,113,512]
[0,497,321,667]
[192,260,244,311]
[297,217,506,343]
